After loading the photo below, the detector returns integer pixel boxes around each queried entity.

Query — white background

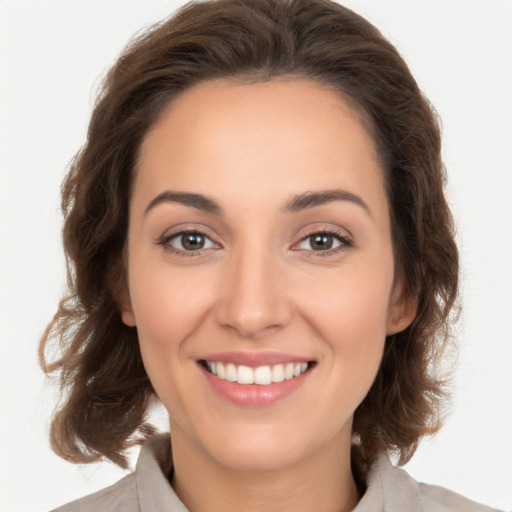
[1,1,511,511]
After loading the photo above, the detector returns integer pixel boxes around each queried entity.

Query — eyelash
[295,230,353,257]
[157,229,353,258]
[158,230,217,258]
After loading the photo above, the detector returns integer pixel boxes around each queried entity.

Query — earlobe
[118,289,137,327]
[121,309,137,327]
[386,285,418,335]
[106,256,136,326]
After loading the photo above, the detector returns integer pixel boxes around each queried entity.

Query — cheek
[126,259,216,396]
[127,260,218,418]
[296,257,393,375]
[129,259,210,340]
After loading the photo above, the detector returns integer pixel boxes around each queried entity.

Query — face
[122,79,415,472]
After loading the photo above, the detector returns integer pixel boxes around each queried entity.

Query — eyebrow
[144,188,371,217]
[144,191,222,216]
[283,189,372,216]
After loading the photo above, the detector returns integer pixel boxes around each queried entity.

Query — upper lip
[199,351,313,367]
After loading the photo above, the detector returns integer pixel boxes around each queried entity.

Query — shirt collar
[136,434,419,512]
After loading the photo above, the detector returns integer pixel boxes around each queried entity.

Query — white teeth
[271,364,285,383]
[207,361,218,376]
[254,365,272,385]
[226,363,237,382]
[237,365,254,384]
[284,363,294,380]
[205,360,310,385]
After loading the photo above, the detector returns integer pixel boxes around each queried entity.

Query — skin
[122,79,416,512]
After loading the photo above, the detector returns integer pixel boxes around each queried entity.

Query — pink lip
[198,353,314,407]
[200,351,312,367]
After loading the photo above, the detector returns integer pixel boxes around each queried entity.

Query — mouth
[197,352,317,406]
[200,360,314,386]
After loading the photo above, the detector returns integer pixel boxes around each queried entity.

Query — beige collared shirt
[53,434,501,511]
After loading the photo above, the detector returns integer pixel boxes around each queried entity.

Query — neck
[170,425,359,512]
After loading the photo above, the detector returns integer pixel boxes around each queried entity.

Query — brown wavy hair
[40,0,459,468]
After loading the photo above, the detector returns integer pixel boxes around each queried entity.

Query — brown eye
[181,233,206,250]
[310,234,334,250]
[164,231,215,252]
[300,233,338,251]
[296,231,352,253]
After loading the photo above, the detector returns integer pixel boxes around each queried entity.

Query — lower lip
[200,364,311,407]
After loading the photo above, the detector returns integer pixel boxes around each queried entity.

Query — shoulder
[417,481,501,512]
[51,473,138,512]
[51,434,188,512]
[362,453,503,512]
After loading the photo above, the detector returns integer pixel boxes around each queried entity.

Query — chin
[190,417,347,473]
[207,438,307,472]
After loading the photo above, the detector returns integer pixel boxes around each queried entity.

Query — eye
[161,231,216,252]
[296,231,352,253]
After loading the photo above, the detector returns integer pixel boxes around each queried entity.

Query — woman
[37,0,503,510]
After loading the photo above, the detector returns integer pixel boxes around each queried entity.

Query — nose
[215,245,292,339]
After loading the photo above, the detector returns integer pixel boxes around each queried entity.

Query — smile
[203,361,310,385]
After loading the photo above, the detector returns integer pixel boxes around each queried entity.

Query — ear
[106,256,137,327]
[386,281,417,335]
[121,301,136,327]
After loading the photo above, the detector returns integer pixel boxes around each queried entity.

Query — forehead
[134,79,387,219]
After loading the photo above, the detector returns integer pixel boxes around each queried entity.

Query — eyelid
[155,225,353,258]
[291,228,354,256]
[157,228,221,257]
